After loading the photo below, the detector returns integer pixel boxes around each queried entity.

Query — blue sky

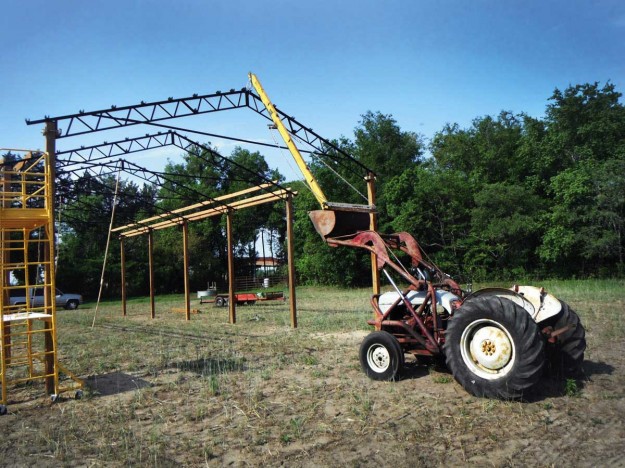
[2,0,624,181]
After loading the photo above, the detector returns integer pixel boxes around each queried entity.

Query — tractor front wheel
[445,296,545,399]
[359,331,403,381]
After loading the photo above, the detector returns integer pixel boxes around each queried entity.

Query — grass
[0,280,623,466]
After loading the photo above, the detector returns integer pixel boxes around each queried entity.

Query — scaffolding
[0,150,82,413]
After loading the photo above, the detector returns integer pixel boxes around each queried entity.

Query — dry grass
[0,280,624,466]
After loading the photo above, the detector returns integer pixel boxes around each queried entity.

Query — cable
[92,161,122,328]
[267,128,314,197]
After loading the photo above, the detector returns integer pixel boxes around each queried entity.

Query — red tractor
[318,228,586,399]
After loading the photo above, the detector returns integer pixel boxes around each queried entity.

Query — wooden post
[226,210,236,324]
[43,120,57,394]
[120,237,127,317]
[366,172,380,296]
[286,193,297,328]
[148,229,155,319]
[182,221,191,321]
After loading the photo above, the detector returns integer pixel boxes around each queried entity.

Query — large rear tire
[359,331,403,381]
[445,296,545,399]
[547,301,586,376]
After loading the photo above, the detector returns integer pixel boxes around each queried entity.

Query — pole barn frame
[28,79,379,294]
[115,184,298,326]
[51,126,296,326]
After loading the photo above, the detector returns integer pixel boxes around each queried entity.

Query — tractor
[320,229,586,399]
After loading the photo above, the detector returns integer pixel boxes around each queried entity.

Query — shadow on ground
[85,372,151,396]
[526,360,615,401]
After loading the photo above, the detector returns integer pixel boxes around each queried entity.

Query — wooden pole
[286,193,297,328]
[226,210,236,324]
[120,237,127,317]
[366,172,380,296]
[44,121,57,394]
[148,229,155,319]
[182,221,191,321]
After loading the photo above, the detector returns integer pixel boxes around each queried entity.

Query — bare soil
[0,284,624,467]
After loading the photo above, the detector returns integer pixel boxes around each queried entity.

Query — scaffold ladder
[0,150,83,413]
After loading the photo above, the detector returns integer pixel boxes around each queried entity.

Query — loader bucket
[309,209,371,239]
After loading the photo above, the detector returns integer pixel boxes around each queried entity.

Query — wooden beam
[43,121,56,395]
[226,210,236,324]
[286,193,297,328]
[366,172,380,296]
[120,238,127,317]
[119,189,293,238]
[182,221,191,321]
[148,229,155,319]
[112,181,278,232]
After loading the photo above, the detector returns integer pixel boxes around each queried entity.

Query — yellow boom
[249,73,329,208]
[249,73,373,239]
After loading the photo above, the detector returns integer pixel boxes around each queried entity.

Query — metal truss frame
[27,87,371,175]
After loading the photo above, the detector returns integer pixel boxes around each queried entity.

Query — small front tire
[65,300,79,310]
[359,331,403,381]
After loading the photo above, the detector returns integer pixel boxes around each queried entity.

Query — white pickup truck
[9,287,83,310]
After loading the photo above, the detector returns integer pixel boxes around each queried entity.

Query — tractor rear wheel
[547,301,586,376]
[445,296,545,399]
[359,331,403,381]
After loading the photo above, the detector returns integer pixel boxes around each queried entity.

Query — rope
[310,151,369,203]
[91,161,122,328]
[387,245,416,279]
[290,133,369,203]
[267,128,314,197]
[268,126,369,204]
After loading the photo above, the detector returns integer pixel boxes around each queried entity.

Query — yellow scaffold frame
[0,149,83,412]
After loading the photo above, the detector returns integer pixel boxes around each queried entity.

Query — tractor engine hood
[378,289,461,316]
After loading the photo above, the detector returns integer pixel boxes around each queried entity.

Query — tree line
[46,81,624,297]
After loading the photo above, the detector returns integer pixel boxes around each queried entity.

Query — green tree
[292,112,425,286]
[467,183,542,279]
[56,173,157,298]
[385,163,473,275]
[538,82,625,275]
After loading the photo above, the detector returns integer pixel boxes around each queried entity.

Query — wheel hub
[367,345,390,373]
[481,340,496,356]
[469,326,512,371]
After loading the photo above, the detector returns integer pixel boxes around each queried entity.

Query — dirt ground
[0,285,624,467]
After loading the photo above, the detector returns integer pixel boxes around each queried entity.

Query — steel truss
[56,132,290,216]
[28,88,371,175]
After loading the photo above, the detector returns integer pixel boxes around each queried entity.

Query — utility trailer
[211,293,257,307]
[210,291,286,307]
